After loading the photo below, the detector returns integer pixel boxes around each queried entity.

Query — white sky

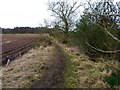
[0,0,52,28]
[0,0,119,28]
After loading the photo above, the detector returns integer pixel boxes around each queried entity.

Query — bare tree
[48,0,82,43]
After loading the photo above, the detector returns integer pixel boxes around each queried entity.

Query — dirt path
[31,44,67,88]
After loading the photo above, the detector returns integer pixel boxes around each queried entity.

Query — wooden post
[6,59,10,67]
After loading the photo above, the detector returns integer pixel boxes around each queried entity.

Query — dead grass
[1,34,119,88]
[2,44,55,88]
[60,43,119,88]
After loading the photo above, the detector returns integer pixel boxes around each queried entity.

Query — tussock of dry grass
[2,45,55,88]
[61,43,119,88]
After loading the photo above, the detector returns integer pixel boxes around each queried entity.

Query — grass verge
[59,43,119,88]
[63,54,79,88]
[55,44,79,88]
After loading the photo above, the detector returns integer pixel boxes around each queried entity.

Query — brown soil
[31,44,67,88]
[2,34,40,65]
[2,34,40,54]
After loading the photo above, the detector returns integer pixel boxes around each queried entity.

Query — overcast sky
[0,0,119,28]
[0,0,52,28]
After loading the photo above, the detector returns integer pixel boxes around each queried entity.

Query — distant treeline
[1,27,53,34]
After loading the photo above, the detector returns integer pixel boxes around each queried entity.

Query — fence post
[6,59,10,67]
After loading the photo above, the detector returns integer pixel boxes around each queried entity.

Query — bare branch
[104,28,120,43]
[86,0,120,16]
[88,13,120,17]
[67,1,82,17]
[86,42,120,53]
[85,0,120,44]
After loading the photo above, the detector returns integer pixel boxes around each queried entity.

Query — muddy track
[31,44,67,88]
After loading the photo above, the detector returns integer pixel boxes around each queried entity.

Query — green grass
[57,47,79,88]
[50,35,120,88]
[58,43,119,88]
[63,57,79,88]
[105,72,119,88]
[53,42,79,88]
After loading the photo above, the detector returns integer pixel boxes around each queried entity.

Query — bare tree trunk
[63,20,69,44]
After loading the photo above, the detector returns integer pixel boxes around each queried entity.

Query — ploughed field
[1,34,40,64]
